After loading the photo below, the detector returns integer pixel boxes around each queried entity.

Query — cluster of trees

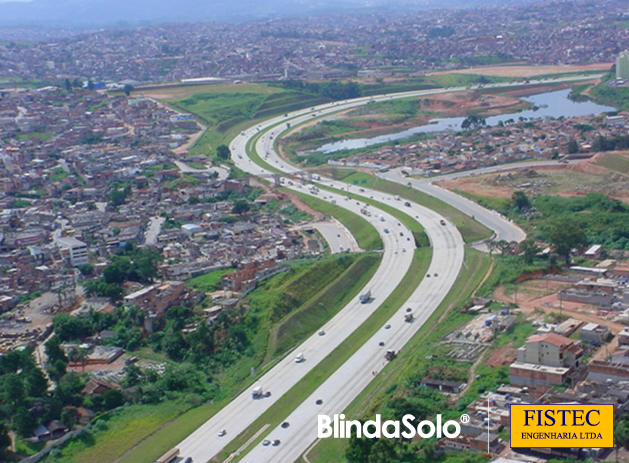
[345,387,486,463]
[493,191,629,260]
[109,185,131,206]
[83,245,162,302]
[61,78,84,92]
[275,80,362,101]
[52,305,145,351]
[460,115,486,130]
[216,144,231,160]
[146,306,252,367]
[0,345,114,455]
[590,134,629,152]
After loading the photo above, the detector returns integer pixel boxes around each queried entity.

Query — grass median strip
[286,189,383,251]
[303,247,492,463]
[217,247,432,462]
[319,169,492,243]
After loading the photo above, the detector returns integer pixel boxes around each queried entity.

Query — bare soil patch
[494,279,625,361]
[438,157,629,204]
[486,345,516,367]
[422,91,524,116]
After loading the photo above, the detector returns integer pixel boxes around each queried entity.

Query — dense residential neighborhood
[0,0,628,84]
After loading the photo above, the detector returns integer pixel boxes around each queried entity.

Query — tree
[615,415,629,450]
[232,200,250,215]
[87,80,95,91]
[519,238,539,265]
[60,407,79,430]
[543,218,587,264]
[367,438,398,463]
[67,346,88,374]
[216,144,231,160]
[102,389,125,410]
[461,114,486,130]
[63,78,72,92]
[346,431,375,463]
[52,313,93,341]
[567,139,579,154]
[484,239,499,256]
[24,367,48,398]
[109,188,128,206]
[511,190,530,211]
[496,239,512,256]
[13,406,35,438]
[0,423,11,456]
[45,336,68,365]
[77,264,94,276]
[123,84,134,97]
[3,373,24,407]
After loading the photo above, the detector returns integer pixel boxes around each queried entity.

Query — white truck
[359,289,371,304]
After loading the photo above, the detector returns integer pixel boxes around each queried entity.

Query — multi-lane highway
[176,173,417,462]
[380,168,526,245]
[174,77,593,462]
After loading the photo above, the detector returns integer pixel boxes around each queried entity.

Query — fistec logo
[511,404,614,448]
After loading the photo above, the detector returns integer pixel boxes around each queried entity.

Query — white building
[57,237,89,267]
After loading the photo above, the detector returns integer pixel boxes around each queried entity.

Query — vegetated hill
[0,0,537,28]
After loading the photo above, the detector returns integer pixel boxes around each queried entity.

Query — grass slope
[269,253,382,359]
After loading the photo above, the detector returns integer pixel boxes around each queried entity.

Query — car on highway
[383,228,389,233]
[315,399,323,405]
[404,201,411,207]
[218,429,226,437]
[440,219,446,226]
[295,353,305,363]
[262,440,271,446]
[384,324,391,329]
[273,440,281,446]
[281,421,290,428]
[318,329,325,336]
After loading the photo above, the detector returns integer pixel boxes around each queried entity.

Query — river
[317,89,616,154]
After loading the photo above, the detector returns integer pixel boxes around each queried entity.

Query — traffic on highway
[173,77,589,463]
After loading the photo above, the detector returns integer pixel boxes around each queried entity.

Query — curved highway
[175,76,594,463]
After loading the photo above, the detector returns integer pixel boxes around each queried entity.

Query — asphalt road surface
[301,221,359,253]
[380,168,526,246]
[176,179,416,463]
[175,76,592,463]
